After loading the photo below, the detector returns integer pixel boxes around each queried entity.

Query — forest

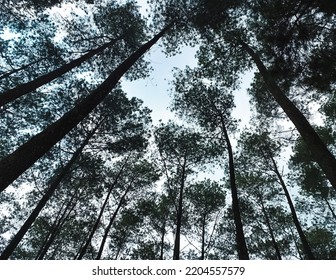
[0,0,335,260]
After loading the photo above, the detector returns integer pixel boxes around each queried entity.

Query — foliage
[0,0,335,260]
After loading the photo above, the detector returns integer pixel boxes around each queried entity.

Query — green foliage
[305,227,336,259]
[1,0,336,260]
[155,121,220,168]
[171,66,236,130]
[290,126,335,194]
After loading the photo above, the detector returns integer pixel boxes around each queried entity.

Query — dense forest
[0,0,335,260]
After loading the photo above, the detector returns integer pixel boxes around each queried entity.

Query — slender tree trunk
[0,38,121,108]
[207,97,249,260]
[114,245,122,260]
[239,40,336,190]
[200,215,206,260]
[0,23,173,192]
[0,124,99,260]
[159,218,166,260]
[95,182,132,260]
[205,211,221,256]
[0,57,45,81]
[270,156,315,259]
[76,155,130,260]
[257,191,282,260]
[219,115,249,260]
[74,230,91,260]
[323,197,336,221]
[49,241,63,259]
[173,157,187,260]
[35,210,64,259]
[35,196,71,260]
[36,185,82,259]
[289,226,304,259]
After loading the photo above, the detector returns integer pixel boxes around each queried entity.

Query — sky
[119,10,255,193]
[23,0,253,131]
[121,45,198,124]
[0,0,303,189]
[124,0,325,135]
[120,0,254,129]
[1,0,332,261]
[120,32,253,129]
[118,1,312,223]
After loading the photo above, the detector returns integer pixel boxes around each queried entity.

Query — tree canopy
[0,0,335,260]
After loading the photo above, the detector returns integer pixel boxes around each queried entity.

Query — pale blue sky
[122,0,251,127]
[121,40,253,129]
[121,45,199,124]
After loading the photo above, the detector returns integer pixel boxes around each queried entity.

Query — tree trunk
[36,184,82,259]
[257,191,282,260]
[173,156,187,260]
[289,226,304,259]
[76,155,130,260]
[95,182,131,260]
[270,156,315,259]
[159,218,166,260]
[0,57,45,81]
[0,23,173,192]
[219,114,249,260]
[0,124,99,260]
[114,245,122,260]
[207,96,249,260]
[74,230,91,260]
[200,214,206,260]
[323,197,336,221]
[0,38,121,108]
[239,40,336,190]
[35,200,66,260]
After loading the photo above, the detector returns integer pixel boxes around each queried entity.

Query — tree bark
[0,57,45,81]
[289,226,304,259]
[36,184,81,260]
[0,23,173,192]
[95,182,132,260]
[239,40,336,190]
[0,38,121,108]
[257,191,282,260]
[200,214,206,260]
[159,218,166,260]
[219,114,249,260]
[173,156,187,260]
[323,197,336,221]
[270,156,315,259]
[35,200,67,260]
[0,124,99,260]
[76,155,130,260]
[207,96,249,260]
